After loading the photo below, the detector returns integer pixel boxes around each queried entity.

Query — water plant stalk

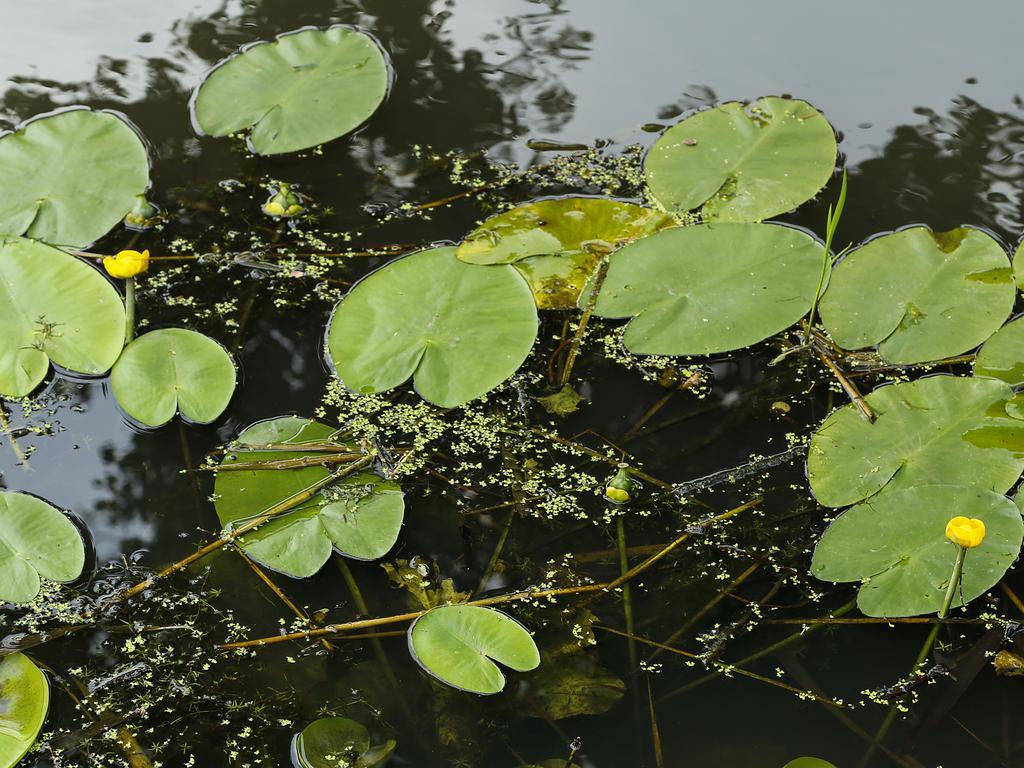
[559,249,611,387]
[804,169,847,346]
[124,277,136,342]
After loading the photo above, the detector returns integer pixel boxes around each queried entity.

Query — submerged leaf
[0,491,84,604]
[820,227,1014,364]
[111,328,236,427]
[215,417,403,578]
[191,26,390,155]
[0,237,126,398]
[408,605,540,694]
[644,97,836,222]
[783,760,837,768]
[0,109,149,247]
[593,222,824,355]
[537,385,584,416]
[524,651,624,720]
[811,485,1023,617]
[290,716,395,768]
[808,375,1024,507]
[0,653,49,768]
[457,197,674,308]
[328,247,538,408]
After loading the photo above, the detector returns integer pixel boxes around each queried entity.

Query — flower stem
[124,277,136,343]
[940,545,967,620]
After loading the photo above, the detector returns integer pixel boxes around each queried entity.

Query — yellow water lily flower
[605,486,630,503]
[945,516,986,548]
[103,249,150,279]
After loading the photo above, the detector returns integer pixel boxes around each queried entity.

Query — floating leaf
[0,237,126,398]
[457,197,674,309]
[215,417,403,578]
[811,485,1023,617]
[975,315,1024,385]
[291,717,394,768]
[111,328,236,427]
[0,109,149,247]
[191,26,390,155]
[593,222,824,355]
[644,97,836,222]
[408,605,540,694]
[0,653,49,768]
[0,491,84,604]
[808,376,1024,508]
[820,227,1014,364]
[328,247,538,408]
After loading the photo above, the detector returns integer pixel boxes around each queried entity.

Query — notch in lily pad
[111,328,236,428]
[644,97,836,222]
[191,26,391,155]
[327,246,538,408]
[456,197,674,309]
[0,653,50,768]
[0,490,85,604]
[408,605,541,694]
[0,108,150,248]
[811,484,1023,617]
[214,416,404,578]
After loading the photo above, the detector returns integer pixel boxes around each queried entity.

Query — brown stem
[559,251,610,387]
[199,452,363,471]
[816,347,875,422]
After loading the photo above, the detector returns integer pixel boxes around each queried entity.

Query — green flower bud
[123,194,160,231]
[604,463,635,504]
[262,183,305,218]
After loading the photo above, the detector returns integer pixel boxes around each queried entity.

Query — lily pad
[291,717,395,768]
[0,653,49,768]
[215,417,403,578]
[0,108,149,247]
[783,760,836,768]
[456,197,674,309]
[644,97,836,222]
[975,315,1024,385]
[819,227,1014,365]
[191,26,390,155]
[110,328,236,427]
[811,485,1023,617]
[328,247,538,408]
[0,237,126,398]
[592,222,824,355]
[0,491,84,604]
[408,605,541,694]
[808,376,1024,508]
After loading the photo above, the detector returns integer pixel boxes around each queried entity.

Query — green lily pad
[191,26,390,155]
[408,605,541,694]
[808,376,1024,508]
[592,222,824,355]
[819,227,1014,365]
[0,491,84,604]
[111,328,236,428]
[644,97,836,222]
[811,485,1023,617]
[975,315,1024,385]
[215,417,403,578]
[0,237,126,398]
[328,247,538,408]
[783,760,837,768]
[290,717,395,768]
[0,109,149,247]
[456,197,674,309]
[0,653,49,768]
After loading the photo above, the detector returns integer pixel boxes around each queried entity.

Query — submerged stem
[124,277,136,343]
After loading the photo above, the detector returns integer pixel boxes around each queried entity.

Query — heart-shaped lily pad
[408,605,540,694]
[592,222,824,355]
[215,417,403,578]
[644,97,836,222]
[0,653,49,768]
[819,227,1014,364]
[811,485,1024,617]
[456,197,675,309]
[290,717,395,768]
[328,247,538,408]
[0,491,85,604]
[0,108,150,247]
[975,315,1024,385]
[0,237,126,398]
[110,328,236,428]
[191,26,390,155]
[808,375,1024,508]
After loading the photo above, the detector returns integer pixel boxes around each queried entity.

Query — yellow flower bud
[262,183,305,218]
[262,201,286,217]
[103,249,150,279]
[945,516,986,548]
[605,486,630,503]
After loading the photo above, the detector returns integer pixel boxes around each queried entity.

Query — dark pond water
[5,1,1024,766]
